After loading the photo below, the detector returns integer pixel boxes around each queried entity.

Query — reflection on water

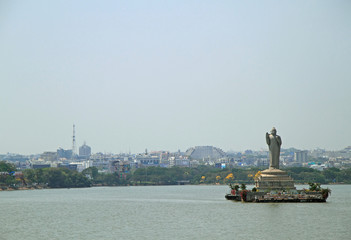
[0,185,350,240]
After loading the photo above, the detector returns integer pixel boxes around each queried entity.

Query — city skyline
[1,130,350,156]
[1,1,351,154]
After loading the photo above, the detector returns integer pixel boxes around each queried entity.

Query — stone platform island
[255,168,296,191]
[225,128,331,202]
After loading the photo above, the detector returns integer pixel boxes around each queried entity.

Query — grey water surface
[0,185,350,240]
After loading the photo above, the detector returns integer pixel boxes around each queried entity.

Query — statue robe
[266,134,282,169]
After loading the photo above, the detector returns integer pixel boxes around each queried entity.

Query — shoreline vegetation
[1,161,351,191]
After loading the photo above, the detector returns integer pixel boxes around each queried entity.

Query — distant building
[32,164,51,169]
[185,146,226,160]
[110,160,130,173]
[169,157,190,167]
[79,142,91,158]
[58,163,78,171]
[189,160,200,167]
[136,155,160,167]
[294,151,308,163]
[40,152,57,162]
[255,158,268,167]
[1,154,29,162]
[57,148,73,159]
[215,163,226,169]
[58,161,92,172]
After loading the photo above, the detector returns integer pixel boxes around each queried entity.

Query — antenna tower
[72,124,77,158]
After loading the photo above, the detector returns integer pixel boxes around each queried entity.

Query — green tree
[0,161,16,172]
[46,168,67,188]
[82,167,99,180]
[23,169,37,185]
[240,183,246,190]
[0,161,17,187]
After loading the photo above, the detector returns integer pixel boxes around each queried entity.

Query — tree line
[0,161,91,189]
[1,161,351,189]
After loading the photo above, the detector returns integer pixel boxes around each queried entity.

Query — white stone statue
[266,127,282,169]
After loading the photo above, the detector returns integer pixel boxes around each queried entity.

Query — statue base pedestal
[255,168,296,191]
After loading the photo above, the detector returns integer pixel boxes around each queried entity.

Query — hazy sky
[1,0,350,155]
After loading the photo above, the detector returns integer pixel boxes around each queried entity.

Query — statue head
[271,127,277,136]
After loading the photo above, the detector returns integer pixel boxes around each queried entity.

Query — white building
[294,151,308,163]
[79,142,91,158]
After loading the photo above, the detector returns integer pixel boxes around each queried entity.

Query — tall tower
[72,124,77,159]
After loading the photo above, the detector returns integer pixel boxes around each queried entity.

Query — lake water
[0,185,350,240]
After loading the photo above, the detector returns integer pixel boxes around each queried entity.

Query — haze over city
[1,0,350,155]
